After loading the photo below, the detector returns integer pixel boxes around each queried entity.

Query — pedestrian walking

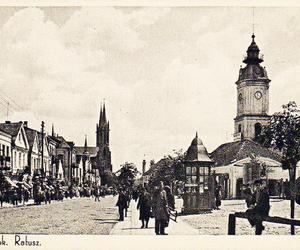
[215,185,222,210]
[152,182,169,235]
[94,186,100,202]
[0,189,4,207]
[245,179,270,235]
[116,188,127,221]
[137,187,152,228]
[124,189,131,217]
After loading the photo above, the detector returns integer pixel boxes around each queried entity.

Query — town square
[0,5,300,238]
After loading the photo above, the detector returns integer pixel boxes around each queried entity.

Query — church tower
[234,34,271,141]
[96,102,112,172]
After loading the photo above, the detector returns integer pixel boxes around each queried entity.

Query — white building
[0,129,12,171]
[0,121,29,174]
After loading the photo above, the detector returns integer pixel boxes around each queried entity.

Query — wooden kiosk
[182,133,215,214]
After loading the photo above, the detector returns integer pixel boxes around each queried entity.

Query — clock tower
[234,34,271,141]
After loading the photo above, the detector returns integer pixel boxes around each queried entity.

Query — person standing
[152,182,169,235]
[137,187,152,228]
[116,188,127,221]
[245,179,270,235]
[215,185,222,210]
[94,186,100,202]
[243,184,253,208]
[0,189,4,207]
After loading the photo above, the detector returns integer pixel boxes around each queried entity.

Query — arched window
[255,123,262,139]
[238,124,242,133]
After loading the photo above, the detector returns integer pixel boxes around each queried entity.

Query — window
[19,152,21,168]
[238,124,242,133]
[14,152,16,169]
[255,123,262,140]
[6,146,9,157]
[2,145,5,156]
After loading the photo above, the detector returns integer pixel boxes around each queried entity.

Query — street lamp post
[41,121,45,178]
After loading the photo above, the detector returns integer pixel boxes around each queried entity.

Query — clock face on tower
[238,93,243,101]
[254,91,262,100]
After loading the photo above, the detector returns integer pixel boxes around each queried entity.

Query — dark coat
[152,190,169,221]
[116,192,127,208]
[251,187,270,216]
[137,192,151,220]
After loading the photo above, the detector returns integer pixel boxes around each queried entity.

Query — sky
[0,6,300,172]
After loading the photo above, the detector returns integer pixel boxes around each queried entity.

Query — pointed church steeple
[99,102,103,124]
[102,101,107,124]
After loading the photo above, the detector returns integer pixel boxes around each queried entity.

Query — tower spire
[99,102,103,124]
[102,99,107,123]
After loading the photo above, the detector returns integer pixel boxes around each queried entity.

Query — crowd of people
[116,181,176,235]
[0,173,114,208]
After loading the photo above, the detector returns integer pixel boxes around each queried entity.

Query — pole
[41,121,45,178]
[290,167,296,235]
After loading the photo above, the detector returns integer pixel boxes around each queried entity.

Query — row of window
[0,144,10,156]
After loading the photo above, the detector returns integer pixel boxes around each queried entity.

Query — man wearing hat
[245,179,270,235]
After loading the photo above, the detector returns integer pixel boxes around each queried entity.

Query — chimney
[23,121,28,127]
[142,159,146,175]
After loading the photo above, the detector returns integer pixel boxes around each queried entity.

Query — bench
[228,212,300,235]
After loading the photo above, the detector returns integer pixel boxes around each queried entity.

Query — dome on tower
[185,133,213,163]
[237,34,270,83]
[243,34,263,65]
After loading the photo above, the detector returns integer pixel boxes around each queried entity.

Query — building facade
[234,34,271,141]
[0,121,29,175]
[0,130,12,172]
[211,34,288,198]
[96,103,112,173]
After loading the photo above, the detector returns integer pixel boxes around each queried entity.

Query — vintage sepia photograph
[1,4,300,241]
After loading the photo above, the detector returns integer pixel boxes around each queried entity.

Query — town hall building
[210,34,289,199]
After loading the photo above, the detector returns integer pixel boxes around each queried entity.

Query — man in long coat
[116,188,127,221]
[245,179,270,235]
[152,182,169,235]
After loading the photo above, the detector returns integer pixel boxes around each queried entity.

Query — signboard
[185,183,198,187]
[233,132,242,142]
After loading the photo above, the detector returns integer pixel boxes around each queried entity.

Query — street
[0,196,118,235]
[181,198,300,235]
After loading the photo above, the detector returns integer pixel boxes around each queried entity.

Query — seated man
[245,179,270,235]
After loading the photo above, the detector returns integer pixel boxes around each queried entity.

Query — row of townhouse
[0,121,98,186]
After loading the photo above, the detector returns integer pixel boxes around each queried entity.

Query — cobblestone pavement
[181,198,300,235]
[110,200,198,235]
[0,196,118,235]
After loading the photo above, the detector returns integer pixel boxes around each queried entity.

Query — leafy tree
[148,149,185,189]
[101,170,118,187]
[116,162,139,190]
[258,101,300,235]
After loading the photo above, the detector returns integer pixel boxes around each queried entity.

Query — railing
[228,212,300,235]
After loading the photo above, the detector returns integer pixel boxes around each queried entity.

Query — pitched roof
[24,127,37,148]
[0,122,22,140]
[56,136,71,148]
[210,139,282,167]
[75,146,98,156]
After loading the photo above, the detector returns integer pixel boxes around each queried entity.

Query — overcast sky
[0,6,299,172]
